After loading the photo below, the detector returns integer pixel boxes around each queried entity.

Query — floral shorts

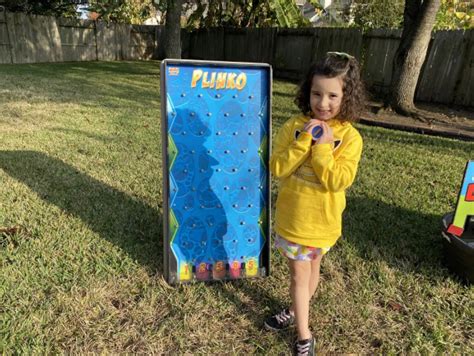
[275,234,330,261]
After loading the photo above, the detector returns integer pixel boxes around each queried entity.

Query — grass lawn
[1,61,473,354]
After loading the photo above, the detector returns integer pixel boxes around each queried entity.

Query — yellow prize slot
[245,258,258,277]
[179,262,192,281]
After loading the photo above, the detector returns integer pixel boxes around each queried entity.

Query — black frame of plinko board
[441,160,474,284]
[442,213,474,284]
[160,59,272,284]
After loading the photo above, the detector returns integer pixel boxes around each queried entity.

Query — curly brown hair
[294,52,367,123]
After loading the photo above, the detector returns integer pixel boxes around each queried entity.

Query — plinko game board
[442,160,474,283]
[161,59,271,284]
[447,161,474,237]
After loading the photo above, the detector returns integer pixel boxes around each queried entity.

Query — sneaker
[263,308,295,331]
[294,336,315,356]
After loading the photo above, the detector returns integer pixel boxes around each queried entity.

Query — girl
[264,52,366,356]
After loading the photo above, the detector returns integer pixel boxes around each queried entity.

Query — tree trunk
[390,0,440,117]
[163,0,182,59]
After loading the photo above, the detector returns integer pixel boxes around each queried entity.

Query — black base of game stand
[441,212,474,284]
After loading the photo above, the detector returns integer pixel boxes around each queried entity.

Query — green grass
[1,61,473,354]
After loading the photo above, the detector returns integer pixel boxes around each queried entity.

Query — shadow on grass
[0,150,162,273]
[272,89,296,99]
[210,277,295,344]
[344,195,448,277]
[357,124,474,156]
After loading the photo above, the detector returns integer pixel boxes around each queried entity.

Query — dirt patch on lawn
[361,102,474,141]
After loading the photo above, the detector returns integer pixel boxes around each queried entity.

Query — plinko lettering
[191,70,247,90]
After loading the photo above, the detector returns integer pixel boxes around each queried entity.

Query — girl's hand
[314,122,334,145]
[303,119,322,135]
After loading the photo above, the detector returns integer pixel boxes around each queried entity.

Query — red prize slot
[196,262,210,280]
[465,183,474,202]
[229,261,241,279]
[212,261,226,279]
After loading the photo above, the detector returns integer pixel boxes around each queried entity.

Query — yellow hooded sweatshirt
[270,115,363,248]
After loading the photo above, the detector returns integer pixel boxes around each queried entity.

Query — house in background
[296,0,353,26]
[143,12,163,25]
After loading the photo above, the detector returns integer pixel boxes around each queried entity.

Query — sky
[77,4,89,19]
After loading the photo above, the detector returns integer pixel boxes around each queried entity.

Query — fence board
[117,24,132,60]
[96,21,119,61]
[6,12,62,63]
[274,30,313,79]
[119,25,131,60]
[312,28,362,63]
[132,25,156,60]
[270,28,362,80]
[224,30,252,62]
[417,31,463,104]
[57,18,95,28]
[224,28,275,64]
[0,22,11,63]
[363,29,401,95]
[187,28,225,60]
[180,28,190,59]
[8,12,26,63]
[59,25,96,61]
[153,26,164,59]
[453,30,474,107]
[0,23,7,43]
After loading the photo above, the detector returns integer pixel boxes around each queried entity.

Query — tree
[163,0,182,58]
[272,0,310,28]
[435,0,473,29]
[87,0,156,24]
[184,0,312,29]
[2,0,78,18]
[350,0,472,31]
[352,0,405,30]
[389,0,441,120]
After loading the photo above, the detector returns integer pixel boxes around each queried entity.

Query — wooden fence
[182,27,473,107]
[362,28,473,107]
[0,10,472,107]
[183,27,363,81]
[0,12,157,63]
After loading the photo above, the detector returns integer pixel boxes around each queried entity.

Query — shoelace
[275,309,291,324]
[296,340,311,356]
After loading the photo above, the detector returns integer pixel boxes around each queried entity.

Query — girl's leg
[289,253,324,323]
[288,259,312,340]
[308,253,323,300]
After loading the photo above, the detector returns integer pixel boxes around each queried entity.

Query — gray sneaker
[263,308,295,331]
[294,336,315,356]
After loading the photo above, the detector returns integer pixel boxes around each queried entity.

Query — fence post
[0,8,13,63]
[93,20,99,61]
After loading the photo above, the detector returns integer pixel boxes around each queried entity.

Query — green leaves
[352,0,405,30]
[271,0,310,28]
[184,0,311,29]
[3,0,78,18]
[435,0,473,29]
[86,0,156,24]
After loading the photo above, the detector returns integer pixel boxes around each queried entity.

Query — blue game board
[161,60,271,283]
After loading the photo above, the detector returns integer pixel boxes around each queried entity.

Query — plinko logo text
[190,70,247,90]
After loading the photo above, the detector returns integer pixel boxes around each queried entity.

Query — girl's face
[309,75,344,121]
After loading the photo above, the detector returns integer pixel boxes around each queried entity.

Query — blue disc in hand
[312,125,323,140]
